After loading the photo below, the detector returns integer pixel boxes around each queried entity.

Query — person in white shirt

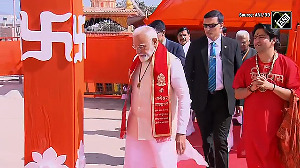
[177,27,191,56]
[177,27,195,137]
[121,25,207,168]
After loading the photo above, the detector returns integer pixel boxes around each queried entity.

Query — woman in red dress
[233,23,300,168]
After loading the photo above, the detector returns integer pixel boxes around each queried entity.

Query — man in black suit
[149,20,186,66]
[185,10,242,168]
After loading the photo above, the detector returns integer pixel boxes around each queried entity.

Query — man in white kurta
[123,26,207,168]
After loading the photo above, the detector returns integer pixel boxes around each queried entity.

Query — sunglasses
[203,23,219,28]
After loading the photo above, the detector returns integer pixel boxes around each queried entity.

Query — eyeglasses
[203,23,219,28]
[132,44,146,50]
[253,35,268,40]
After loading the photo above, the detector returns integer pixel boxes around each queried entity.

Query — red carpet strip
[178,123,247,168]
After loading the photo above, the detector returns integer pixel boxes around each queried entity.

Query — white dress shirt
[162,38,166,46]
[183,41,191,57]
[127,52,191,140]
[207,35,224,91]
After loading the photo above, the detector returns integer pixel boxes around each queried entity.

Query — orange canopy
[146,0,300,30]
[146,0,300,66]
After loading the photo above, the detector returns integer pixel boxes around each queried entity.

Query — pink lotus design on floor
[24,147,68,168]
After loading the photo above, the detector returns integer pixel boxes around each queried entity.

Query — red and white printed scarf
[120,43,172,141]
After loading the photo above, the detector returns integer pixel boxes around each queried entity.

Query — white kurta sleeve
[170,57,191,135]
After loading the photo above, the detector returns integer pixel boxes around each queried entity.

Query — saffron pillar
[21,0,86,167]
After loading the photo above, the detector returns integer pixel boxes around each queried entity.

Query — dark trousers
[195,89,232,168]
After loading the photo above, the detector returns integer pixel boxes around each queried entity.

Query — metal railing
[0,37,20,41]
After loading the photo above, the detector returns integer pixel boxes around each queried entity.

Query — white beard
[138,54,151,62]
[138,48,156,62]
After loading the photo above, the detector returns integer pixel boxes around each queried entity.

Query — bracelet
[272,84,276,91]
[247,83,254,93]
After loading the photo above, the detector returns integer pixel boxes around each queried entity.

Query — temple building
[84,0,144,35]
[83,0,145,96]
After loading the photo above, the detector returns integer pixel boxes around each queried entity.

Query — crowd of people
[120,9,300,168]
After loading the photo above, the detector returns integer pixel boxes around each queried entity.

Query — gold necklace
[137,59,151,88]
[255,52,278,92]
[242,48,250,61]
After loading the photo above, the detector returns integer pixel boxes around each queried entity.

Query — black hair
[204,10,224,23]
[253,23,280,50]
[148,20,166,32]
[222,27,227,33]
[177,27,190,35]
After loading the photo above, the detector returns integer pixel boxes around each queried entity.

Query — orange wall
[0,36,135,84]
[85,35,136,83]
[287,26,300,67]
[0,41,22,75]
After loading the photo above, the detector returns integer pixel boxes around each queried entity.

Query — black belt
[208,89,225,95]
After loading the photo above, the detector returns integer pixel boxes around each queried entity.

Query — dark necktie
[208,42,216,92]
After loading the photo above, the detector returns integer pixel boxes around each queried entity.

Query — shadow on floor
[85,153,124,166]
[0,81,23,98]
[84,129,120,138]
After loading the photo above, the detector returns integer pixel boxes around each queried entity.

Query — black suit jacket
[185,36,242,115]
[165,39,186,66]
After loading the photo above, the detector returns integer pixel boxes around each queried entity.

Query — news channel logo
[271,11,292,29]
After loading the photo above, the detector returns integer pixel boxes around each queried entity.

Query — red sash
[120,56,140,139]
[277,90,300,167]
[120,43,171,140]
